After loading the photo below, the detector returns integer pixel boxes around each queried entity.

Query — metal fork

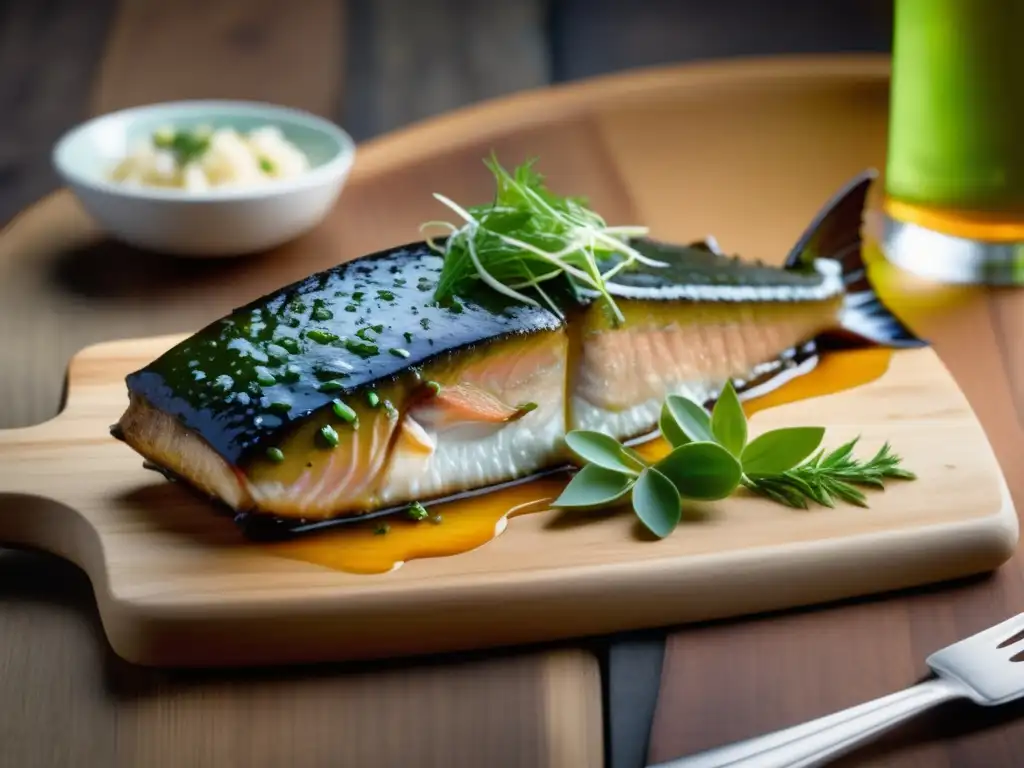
[650,612,1024,768]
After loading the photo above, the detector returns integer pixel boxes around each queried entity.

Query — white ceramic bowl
[52,100,356,257]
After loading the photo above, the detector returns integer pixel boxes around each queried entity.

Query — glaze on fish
[114,170,921,529]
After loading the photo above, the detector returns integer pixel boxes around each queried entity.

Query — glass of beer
[881,0,1024,284]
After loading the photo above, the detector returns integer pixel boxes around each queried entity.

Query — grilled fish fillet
[113,171,921,525]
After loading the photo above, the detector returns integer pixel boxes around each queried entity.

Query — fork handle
[649,677,962,768]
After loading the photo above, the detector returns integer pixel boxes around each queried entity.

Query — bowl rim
[51,99,357,203]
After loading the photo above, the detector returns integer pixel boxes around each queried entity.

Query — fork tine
[964,611,1024,648]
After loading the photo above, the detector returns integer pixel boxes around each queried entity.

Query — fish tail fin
[784,169,926,348]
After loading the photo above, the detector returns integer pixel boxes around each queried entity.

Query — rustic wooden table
[3,4,1024,767]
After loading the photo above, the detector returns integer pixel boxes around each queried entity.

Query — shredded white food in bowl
[109,125,311,191]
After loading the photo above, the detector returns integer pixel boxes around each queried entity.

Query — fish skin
[122,244,560,466]
[114,169,923,527]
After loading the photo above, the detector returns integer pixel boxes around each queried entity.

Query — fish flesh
[113,170,921,531]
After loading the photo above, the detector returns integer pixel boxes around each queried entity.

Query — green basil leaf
[631,467,682,538]
[565,430,641,475]
[621,445,649,472]
[710,381,747,456]
[551,465,635,509]
[660,394,714,447]
[655,441,743,500]
[741,426,825,477]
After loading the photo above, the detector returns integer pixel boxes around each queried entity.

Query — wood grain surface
[1,333,1012,668]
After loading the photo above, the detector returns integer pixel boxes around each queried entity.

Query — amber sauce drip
[268,346,893,574]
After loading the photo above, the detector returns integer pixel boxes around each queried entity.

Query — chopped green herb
[403,331,414,343]
[449,300,464,314]
[254,368,277,387]
[313,363,351,380]
[265,447,285,463]
[345,304,357,312]
[355,327,377,341]
[351,291,365,301]
[372,324,384,333]
[373,523,390,535]
[517,402,538,414]
[259,157,275,173]
[318,380,345,393]
[268,401,292,414]
[332,398,358,424]
[152,127,174,146]
[307,329,339,345]
[389,347,410,359]
[377,290,396,301]
[344,339,379,358]
[393,278,407,286]
[265,343,290,362]
[407,502,429,521]
[319,424,340,448]
[420,318,431,330]
[153,128,211,166]
[276,337,300,354]
[281,364,302,382]
[367,391,381,408]
[312,307,334,322]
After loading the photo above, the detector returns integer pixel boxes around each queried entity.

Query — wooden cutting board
[0,332,1015,668]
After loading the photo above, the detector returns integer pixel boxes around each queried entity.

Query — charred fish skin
[121,243,562,468]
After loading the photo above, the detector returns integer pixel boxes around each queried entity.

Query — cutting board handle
[0,491,102,575]
[0,418,105,566]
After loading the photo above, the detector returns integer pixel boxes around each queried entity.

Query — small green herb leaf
[741,426,825,477]
[710,381,747,456]
[631,467,682,538]
[318,424,340,448]
[821,437,858,468]
[551,465,635,509]
[655,441,743,500]
[565,431,643,476]
[331,399,358,424]
[660,394,714,447]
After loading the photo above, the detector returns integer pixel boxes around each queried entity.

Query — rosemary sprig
[743,438,916,509]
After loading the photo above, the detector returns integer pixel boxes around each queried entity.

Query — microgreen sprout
[423,155,664,325]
